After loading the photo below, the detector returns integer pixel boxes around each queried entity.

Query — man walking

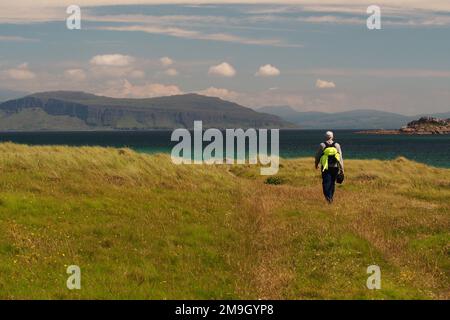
[315,131,344,203]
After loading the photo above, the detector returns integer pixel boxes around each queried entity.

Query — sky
[0,1,449,115]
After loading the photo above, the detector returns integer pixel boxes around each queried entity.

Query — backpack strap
[323,141,336,149]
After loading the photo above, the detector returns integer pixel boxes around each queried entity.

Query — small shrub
[265,176,285,185]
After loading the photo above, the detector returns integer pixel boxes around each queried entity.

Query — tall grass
[0,143,448,299]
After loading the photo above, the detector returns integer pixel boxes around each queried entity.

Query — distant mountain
[0,91,294,131]
[258,106,450,129]
[417,112,450,119]
[359,117,450,135]
[0,89,28,103]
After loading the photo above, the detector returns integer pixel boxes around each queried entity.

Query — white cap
[325,131,334,140]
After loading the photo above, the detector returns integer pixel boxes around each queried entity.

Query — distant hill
[359,117,450,135]
[417,112,450,119]
[258,106,450,129]
[0,89,28,103]
[0,91,293,131]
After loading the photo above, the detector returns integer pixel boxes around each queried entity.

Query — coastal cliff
[0,91,293,130]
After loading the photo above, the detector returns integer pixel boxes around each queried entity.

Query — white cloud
[255,64,281,77]
[316,79,336,89]
[90,54,134,67]
[64,69,87,81]
[88,54,143,80]
[129,70,145,78]
[197,87,306,109]
[4,1,450,12]
[197,87,239,100]
[164,68,179,76]
[208,62,236,77]
[101,79,183,98]
[97,25,297,47]
[299,15,363,24]
[89,66,132,78]
[2,2,450,27]
[0,6,61,24]
[0,36,39,42]
[160,56,174,67]
[6,63,36,80]
[309,68,450,78]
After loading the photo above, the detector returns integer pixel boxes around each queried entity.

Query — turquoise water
[0,130,449,168]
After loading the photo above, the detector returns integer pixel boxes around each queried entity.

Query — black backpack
[323,141,344,184]
[323,141,338,167]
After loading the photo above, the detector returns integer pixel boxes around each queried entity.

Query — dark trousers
[322,167,339,202]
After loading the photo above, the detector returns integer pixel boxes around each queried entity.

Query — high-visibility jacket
[320,143,341,172]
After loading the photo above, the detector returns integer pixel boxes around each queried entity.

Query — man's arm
[335,143,344,170]
[315,143,324,168]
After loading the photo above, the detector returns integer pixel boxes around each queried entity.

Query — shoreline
[1,141,449,169]
[356,129,450,135]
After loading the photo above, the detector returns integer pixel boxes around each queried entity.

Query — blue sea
[0,130,449,168]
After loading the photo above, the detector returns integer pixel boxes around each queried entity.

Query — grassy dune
[0,143,448,299]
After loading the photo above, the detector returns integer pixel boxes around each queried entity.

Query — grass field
[0,143,448,299]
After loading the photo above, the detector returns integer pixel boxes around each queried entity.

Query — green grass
[0,143,448,299]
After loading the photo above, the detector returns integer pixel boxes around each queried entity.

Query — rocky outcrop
[399,117,450,135]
